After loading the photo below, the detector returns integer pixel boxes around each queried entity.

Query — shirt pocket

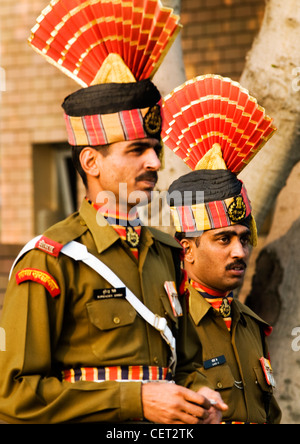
[196,363,236,418]
[86,299,136,330]
[199,363,235,392]
[86,299,138,362]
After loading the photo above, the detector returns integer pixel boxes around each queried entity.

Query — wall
[0,0,77,244]
[181,0,265,81]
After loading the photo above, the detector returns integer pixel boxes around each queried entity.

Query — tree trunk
[246,217,300,424]
[239,0,300,424]
[238,0,300,231]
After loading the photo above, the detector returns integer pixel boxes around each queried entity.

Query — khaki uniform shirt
[0,199,198,424]
[186,285,282,424]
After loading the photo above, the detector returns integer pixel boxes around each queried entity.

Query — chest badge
[220,297,231,318]
[126,227,140,248]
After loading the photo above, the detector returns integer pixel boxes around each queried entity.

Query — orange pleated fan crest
[28,0,182,87]
[162,75,276,174]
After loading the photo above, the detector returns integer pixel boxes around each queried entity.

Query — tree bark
[238,0,300,231]
[239,0,300,423]
[246,217,300,424]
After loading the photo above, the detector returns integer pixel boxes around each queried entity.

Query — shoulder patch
[16,268,61,298]
[35,236,64,257]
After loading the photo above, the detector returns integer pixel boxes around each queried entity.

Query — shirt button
[113,317,121,325]
[153,356,159,364]
[216,382,223,389]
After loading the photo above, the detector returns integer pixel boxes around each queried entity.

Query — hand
[197,387,228,424]
[141,382,212,424]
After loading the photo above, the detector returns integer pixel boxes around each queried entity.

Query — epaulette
[43,211,88,245]
[35,236,64,257]
[9,212,88,279]
[234,299,272,336]
[147,227,182,250]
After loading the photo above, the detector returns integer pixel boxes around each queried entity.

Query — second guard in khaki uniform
[162,75,282,424]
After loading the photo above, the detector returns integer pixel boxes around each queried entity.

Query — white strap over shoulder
[9,235,43,280]
[61,241,177,373]
[9,237,177,373]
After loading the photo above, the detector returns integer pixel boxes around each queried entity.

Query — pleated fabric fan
[162,75,276,175]
[28,0,182,87]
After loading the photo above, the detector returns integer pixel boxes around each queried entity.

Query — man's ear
[180,239,195,264]
[79,147,100,178]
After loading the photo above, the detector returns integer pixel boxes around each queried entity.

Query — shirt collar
[79,198,120,254]
[79,198,182,256]
[85,197,141,227]
[79,198,157,254]
[189,285,213,325]
[189,284,271,329]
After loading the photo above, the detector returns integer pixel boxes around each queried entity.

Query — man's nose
[230,239,247,259]
[144,148,161,170]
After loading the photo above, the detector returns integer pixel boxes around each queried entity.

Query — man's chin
[120,190,152,212]
[225,277,245,292]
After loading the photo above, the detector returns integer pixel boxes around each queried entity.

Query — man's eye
[241,236,250,246]
[219,236,230,244]
[129,147,143,155]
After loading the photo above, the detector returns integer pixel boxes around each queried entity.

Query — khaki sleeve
[0,251,143,424]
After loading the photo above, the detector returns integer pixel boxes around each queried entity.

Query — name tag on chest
[93,288,126,300]
[204,355,226,370]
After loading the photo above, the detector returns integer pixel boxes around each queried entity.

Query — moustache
[135,171,158,184]
[225,260,247,271]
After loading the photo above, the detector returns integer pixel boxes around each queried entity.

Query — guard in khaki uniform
[186,286,281,423]
[0,1,227,424]
[0,199,204,423]
[162,75,282,424]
